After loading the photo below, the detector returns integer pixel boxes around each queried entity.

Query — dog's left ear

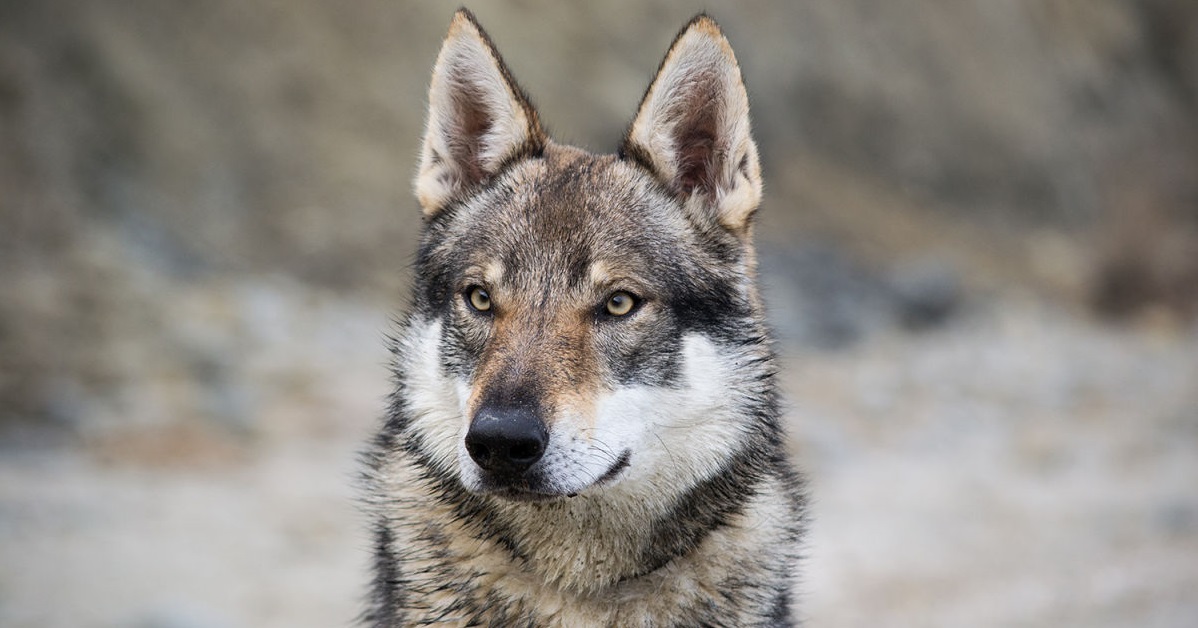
[622,15,762,236]
[415,10,546,217]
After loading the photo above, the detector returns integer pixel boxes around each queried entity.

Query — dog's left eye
[604,291,637,317]
[465,286,492,312]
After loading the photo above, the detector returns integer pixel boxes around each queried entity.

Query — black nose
[465,406,549,476]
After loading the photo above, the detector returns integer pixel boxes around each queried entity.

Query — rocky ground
[1,273,1194,628]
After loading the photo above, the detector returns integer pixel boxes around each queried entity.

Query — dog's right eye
[465,286,492,313]
[604,291,638,317]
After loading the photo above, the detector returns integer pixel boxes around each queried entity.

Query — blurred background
[1,1,1196,626]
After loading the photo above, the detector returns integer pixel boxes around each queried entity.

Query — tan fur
[466,297,602,430]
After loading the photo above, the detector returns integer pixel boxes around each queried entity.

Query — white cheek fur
[402,320,753,498]
[549,334,752,496]
[399,319,468,473]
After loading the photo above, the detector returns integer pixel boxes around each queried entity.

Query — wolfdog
[361,9,805,626]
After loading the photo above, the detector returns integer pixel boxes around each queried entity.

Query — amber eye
[605,291,637,317]
[466,286,492,312]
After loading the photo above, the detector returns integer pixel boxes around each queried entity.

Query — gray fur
[362,10,805,627]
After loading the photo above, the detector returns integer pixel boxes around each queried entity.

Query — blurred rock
[760,242,889,350]
[888,258,962,331]
[761,243,963,349]
[1090,152,1198,320]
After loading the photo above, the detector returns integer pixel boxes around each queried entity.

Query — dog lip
[479,449,633,501]
[475,473,561,501]
[595,449,632,486]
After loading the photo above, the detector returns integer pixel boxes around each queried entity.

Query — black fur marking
[617,140,662,181]
[608,318,684,387]
[565,247,595,292]
[630,435,772,581]
[594,449,632,486]
[766,587,795,627]
[359,524,404,626]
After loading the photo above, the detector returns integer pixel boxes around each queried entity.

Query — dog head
[399,10,771,502]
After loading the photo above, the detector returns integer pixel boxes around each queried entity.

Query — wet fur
[362,10,805,627]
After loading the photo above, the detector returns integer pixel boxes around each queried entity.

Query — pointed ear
[415,10,546,216]
[622,15,762,235]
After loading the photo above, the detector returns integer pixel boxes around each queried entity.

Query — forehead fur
[425,143,731,293]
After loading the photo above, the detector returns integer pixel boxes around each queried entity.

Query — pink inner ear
[446,78,495,185]
[670,79,723,198]
[675,120,717,197]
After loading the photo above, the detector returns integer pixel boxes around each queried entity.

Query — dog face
[399,11,769,502]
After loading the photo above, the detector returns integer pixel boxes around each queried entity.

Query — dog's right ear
[415,10,546,216]
[622,15,761,237]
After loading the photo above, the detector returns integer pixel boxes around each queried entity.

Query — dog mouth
[592,449,632,486]
[477,449,633,502]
